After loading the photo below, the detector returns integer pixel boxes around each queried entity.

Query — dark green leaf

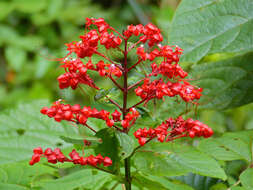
[198,130,253,162]
[141,174,194,190]
[173,173,223,190]
[191,52,253,109]
[132,173,167,190]
[134,142,227,180]
[169,0,253,62]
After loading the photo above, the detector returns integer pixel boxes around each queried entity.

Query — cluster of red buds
[57,57,122,90]
[29,147,112,167]
[86,60,122,78]
[40,100,139,129]
[134,116,213,146]
[150,61,187,79]
[40,100,115,127]
[66,29,99,58]
[123,23,163,46]
[57,58,98,90]
[135,78,202,102]
[136,45,183,62]
[121,108,140,128]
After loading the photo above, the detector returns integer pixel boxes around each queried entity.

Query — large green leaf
[39,169,111,190]
[198,130,253,162]
[0,162,56,189]
[169,0,253,62]
[191,52,253,109]
[138,174,194,190]
[240,168,253,190]
[173,173,223,190]
[0,100,79,165]
[132,173,168,190]
[134,142,227,180]
[134,151,188,177]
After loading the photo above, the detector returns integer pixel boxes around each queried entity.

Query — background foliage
[0,0,253,189]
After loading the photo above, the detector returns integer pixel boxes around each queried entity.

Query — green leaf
[0,100,79,165]
[134,152,189,177]
[173,173,222,190]
[134,142,227,180]
[140,174,194,190]
[191,52,253,109]
[169,0,253,62]
[95,128,119,171]
[240,168,253,190]
[132,173,167,190]
[198,130,253,162]
[0,162,56,189]
[210,183,228,190]
[39,169,111,190]
[115,131,135,159]
[5,46,26,72]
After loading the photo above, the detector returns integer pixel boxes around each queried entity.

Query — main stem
[122,39,131,190]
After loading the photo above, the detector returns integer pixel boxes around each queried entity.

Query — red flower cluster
[86,18,109,33]
[57,58,98,90]
[121,108,140,128]
[135,78,202,102]
[87,60,122,78]
[85,18,122,49]
[40,100,115,127]
[136,45,183,63]
[151,62,187,79]
[124,23,163,46]
[66,29,99,58]
[41,101,140,129]
[100,32,122,49]
[134,116,213,146]
[57,56,123,90]
[29,147,112,167]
